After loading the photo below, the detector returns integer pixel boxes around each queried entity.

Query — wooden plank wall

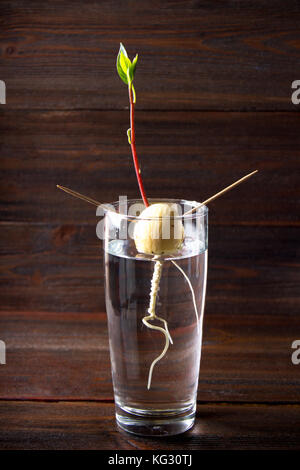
[0,0,299,405]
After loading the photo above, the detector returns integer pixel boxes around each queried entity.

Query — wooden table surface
[1,0,300,450]
[1,309,300,450]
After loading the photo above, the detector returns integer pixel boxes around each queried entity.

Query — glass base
[115,403,196,436]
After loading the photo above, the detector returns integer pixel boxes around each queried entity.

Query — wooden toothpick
[56,185,133,218]
[57,169,258,218]
[184,170,258,216]
[56,185,102,207]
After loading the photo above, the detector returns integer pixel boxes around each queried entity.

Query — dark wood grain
[1,1,299,450]
[0,401,300,450]
[1,110,299,224]
[1,310,299,402]
[1,1,300,110]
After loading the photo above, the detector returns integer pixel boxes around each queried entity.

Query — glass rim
[102,198,208,221]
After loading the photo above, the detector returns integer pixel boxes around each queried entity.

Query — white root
[143,257,200,389]
[143,258,173,390]
[142,316,170,390]
[171,260,200,334]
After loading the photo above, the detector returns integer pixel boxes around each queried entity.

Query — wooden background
[0,0,300,450]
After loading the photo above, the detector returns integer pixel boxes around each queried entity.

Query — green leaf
[120,52,131,74]
[131,54,138,76]
[119,42,128,59]
[116,44,138,86]
[117,43,130,84]
[127,54,138,82]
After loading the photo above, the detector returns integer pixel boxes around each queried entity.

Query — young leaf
[116,44,138,86]
[117,43,130,84]
[131,54,138,76]
[117,59,128,84]
[119,42,128,59]
[120,52,131,74]
[127,54,138,82]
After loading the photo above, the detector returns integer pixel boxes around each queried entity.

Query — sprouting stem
[128,84,149,208]
[116,43,149,207]
[142,258,172,390]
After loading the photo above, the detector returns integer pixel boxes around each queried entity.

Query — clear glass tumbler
[102,198,208,436]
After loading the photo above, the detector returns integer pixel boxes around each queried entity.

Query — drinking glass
[102,198,208,436]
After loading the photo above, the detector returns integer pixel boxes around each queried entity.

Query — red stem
[129,86,149,207]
